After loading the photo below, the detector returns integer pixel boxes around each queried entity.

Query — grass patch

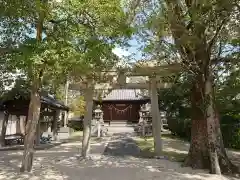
[70,131,83,138]
[69,131,107,144]
[135,136,187,162]
[162,133,189,141]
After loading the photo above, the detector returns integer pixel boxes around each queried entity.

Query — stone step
[105,121,136,127]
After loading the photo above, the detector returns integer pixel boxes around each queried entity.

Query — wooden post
[0,111,9,147]
[20,116,26,135]
[16,116,21,134]
[149,77,162,155]
[52,110,60,141]
[35,113,43,145]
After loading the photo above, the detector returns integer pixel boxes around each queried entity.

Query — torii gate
[69,62,180,155]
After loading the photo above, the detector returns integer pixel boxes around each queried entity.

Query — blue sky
[112,38,143,62]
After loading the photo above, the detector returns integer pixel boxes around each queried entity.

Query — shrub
[67,119,83,131]
[168,117,191,140]
[167,115,240,149]
[220,115,240,149]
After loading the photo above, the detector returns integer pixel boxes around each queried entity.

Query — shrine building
[94,89,150,124]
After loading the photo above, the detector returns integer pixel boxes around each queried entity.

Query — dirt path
[0,132,239,180]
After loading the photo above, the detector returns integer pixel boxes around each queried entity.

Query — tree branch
[207,18,227,52]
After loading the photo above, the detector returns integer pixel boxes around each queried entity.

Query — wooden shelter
[0,93,69,145]
[1,94,69,117]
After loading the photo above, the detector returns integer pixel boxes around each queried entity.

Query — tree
[129,0,240,175]
[69,96,85,117]
[59,0,131,159]
[2,0,131,171]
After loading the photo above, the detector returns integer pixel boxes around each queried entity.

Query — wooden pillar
[64,111,69,127]
[16,116,21,134]
[0,111,9,146]
[52,110,60,141]
[20,116,26,135]
[149,77,162,155]
[35,113,43,145]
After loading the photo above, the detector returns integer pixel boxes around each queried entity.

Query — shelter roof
[40,95,69,111]
[0,93,69,111]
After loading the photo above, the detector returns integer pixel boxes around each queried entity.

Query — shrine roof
[98,89,149,101]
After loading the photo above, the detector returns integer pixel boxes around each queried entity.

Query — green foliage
[167,118,191,140]
[168,115,240,149]
[159,68,240,149]
[1,77,31,100]
[69,96,85,116]
[129,0,240,153]
[2,0,132,93]
[221,115,240,149]
[67,119,83,131]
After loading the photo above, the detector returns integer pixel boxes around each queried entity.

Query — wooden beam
[69,63,180,91]
[70,82,172,90]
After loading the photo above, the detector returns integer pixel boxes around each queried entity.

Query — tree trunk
[205,76,221,174]
[184,76,238,174]
[81,86,94,158]
[52,110,60,141]
[20,0,46,172]
[150,77,162,155]
[0,111,9,147]
[20,79,41,172]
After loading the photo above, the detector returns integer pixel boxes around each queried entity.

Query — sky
[112,38,144,62]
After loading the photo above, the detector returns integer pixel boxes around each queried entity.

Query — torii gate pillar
[149,76,162,155]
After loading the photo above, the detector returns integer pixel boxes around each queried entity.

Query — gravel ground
[0,128,239,180]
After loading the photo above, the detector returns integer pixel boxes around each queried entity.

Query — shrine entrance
[95,89,149,124]
[103,103,132,121]
[110,103,135,121]
[69,62,181,150]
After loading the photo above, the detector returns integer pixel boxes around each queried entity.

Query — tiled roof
[101,89,149,101]
[41,95,69,111]
[0,93,69,111]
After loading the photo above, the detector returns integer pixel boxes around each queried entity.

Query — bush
[67,119,83,131]
[221,115,240,149]
[167,117,191,140]
[167,115,240,149]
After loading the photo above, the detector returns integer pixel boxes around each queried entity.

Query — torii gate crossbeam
[69,63,181,155]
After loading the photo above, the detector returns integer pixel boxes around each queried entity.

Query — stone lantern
[139,104,152,122]
[94,105,103,121]
[138,103,152,136]
[94,105,104,137]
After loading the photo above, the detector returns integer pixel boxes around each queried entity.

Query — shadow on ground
[103,132,141,157]
[103,132,188,161]
[0,132,239,180]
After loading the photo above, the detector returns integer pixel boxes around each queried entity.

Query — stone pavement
[0,131,239,180]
